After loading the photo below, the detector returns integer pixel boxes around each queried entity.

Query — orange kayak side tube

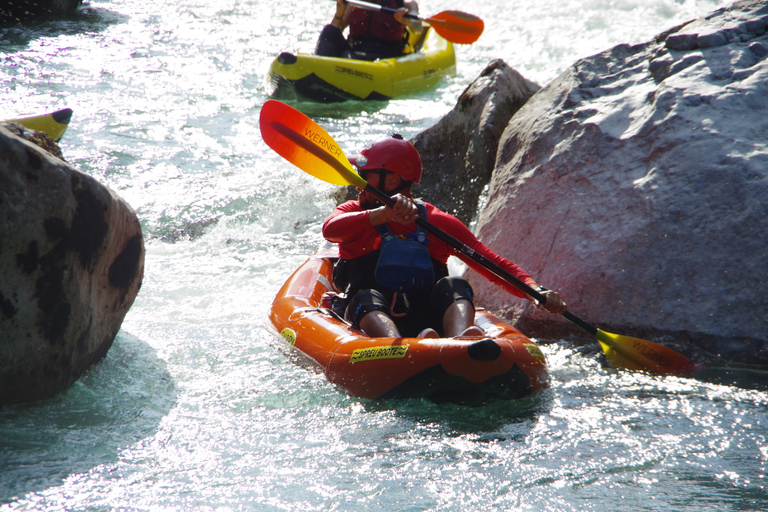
[269,246,548,404]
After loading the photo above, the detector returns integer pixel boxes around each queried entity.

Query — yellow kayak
[5,108,73,142]
[267,28,456,102]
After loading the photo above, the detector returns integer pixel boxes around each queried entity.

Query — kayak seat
[321,291,348,318]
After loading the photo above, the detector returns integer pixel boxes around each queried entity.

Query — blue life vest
[374,201,435,293]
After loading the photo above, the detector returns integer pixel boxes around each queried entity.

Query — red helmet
[350,135,422,184]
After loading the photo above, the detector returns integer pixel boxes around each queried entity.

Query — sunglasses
[357,168,390,180]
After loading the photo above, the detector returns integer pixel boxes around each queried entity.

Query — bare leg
[359,310,401,338]
[442,299,481,337]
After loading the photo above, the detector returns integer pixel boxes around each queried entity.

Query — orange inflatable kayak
[269,244,548,404]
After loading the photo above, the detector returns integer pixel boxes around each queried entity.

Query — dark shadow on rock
[0,332,176,504]
[515,311,768,368]
[689,364,768,392]
[0,0,82,24]
[543,336,768,392]
[0,5,127,47]
[412,59,541,225]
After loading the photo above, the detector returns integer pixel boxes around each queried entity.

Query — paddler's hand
[368,194,418,226]
[395,2,423,33]
[529,288,567,315]
[332,0,347,26]
[393,8,409,24]
[387,194,418,225]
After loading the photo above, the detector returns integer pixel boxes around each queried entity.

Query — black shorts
[315,24,351,58]
[345,276,475,337]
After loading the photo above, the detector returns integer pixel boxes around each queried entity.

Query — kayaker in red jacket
[322,135,567,339]
[315,0,423,60]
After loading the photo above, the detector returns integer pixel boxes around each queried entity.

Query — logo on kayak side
[335,66,374,81]
[524,343,545,359]
[349,345,408,364]
[280,328,297,346]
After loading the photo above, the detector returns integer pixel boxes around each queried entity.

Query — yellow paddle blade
[427,11,484,44]
[595,329,699,374]
[259,100,366,189]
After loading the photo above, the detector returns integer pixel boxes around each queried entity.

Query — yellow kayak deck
[268,29,456,102]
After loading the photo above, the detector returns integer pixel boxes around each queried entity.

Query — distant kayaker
[315,0,423,60]
[322,135,567,339]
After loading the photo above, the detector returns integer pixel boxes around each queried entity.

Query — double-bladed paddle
[341,0,484,45]
[259,99,700,375]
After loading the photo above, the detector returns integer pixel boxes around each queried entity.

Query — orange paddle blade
[259,100,364,188]
[426,11,485,44]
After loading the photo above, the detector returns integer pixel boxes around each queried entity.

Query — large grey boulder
[412,59,541,224]
[466,0,768,364]
[0,126,144,404]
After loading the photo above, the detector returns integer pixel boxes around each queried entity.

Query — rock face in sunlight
[466,0,768,364]
[0,127,145,404]
[411,59,541,225]
[0,0,82,22]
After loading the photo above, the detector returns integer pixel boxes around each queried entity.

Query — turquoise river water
[2,0,767,510]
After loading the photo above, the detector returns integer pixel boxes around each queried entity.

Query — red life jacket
[348,0,406,43]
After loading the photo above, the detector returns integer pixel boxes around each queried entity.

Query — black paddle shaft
[365,184,599,338]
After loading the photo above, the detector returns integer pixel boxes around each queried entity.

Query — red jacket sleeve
[322,201,367,242]
[322,201,381,259]
[428,207,538,300]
